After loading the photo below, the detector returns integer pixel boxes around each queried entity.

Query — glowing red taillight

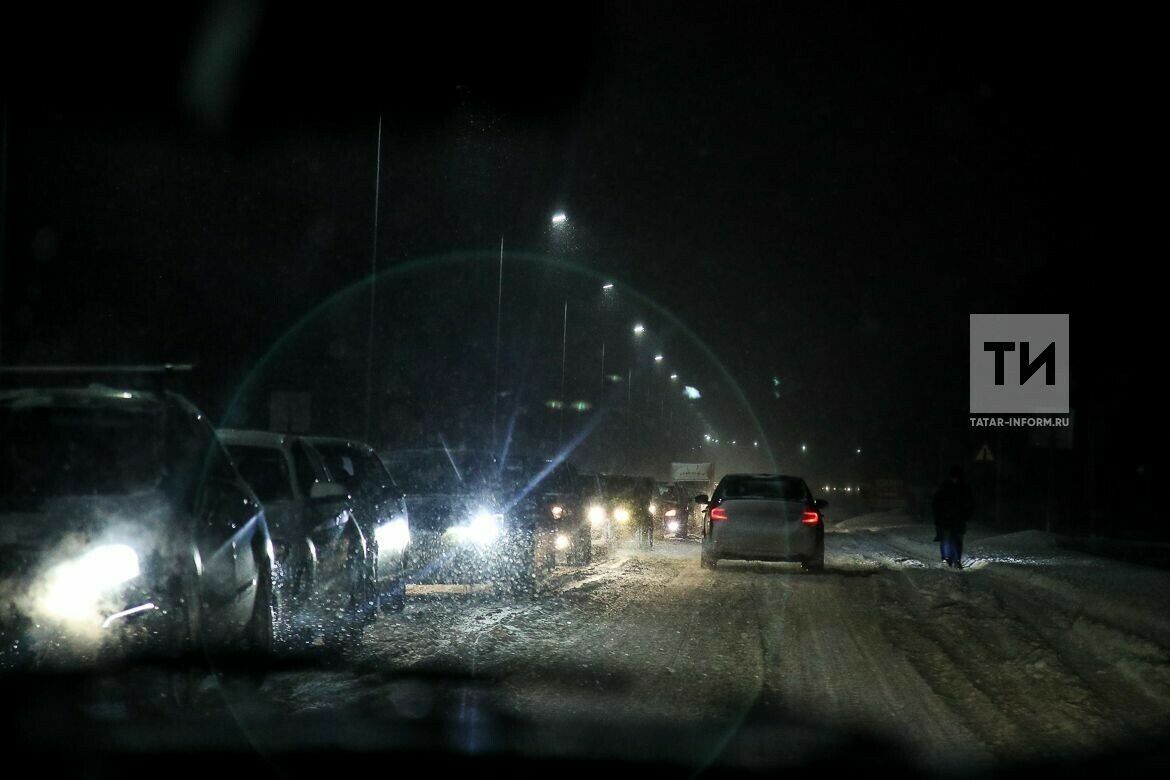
[710,507,729,521]
[801,510,820,525]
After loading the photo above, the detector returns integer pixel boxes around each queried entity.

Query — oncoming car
[698,474,827,572]
[382,449,552,593]
[595,475,656,549]
[497,456,590,566]
[0,374,275,670]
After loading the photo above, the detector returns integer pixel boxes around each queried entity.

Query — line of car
[1,369,828,677]
[0,370,688,673]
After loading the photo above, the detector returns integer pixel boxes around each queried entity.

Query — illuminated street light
[654,354,664,362]
[551,212,568,225]
[633,323,645,335]
[801,443,807,452]
[602,282,614,290]
[684,386,701,399]
[670,373,678,381]
[856,448,862,454]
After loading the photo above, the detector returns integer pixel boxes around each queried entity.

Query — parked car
[381,449,552,593]
[0,373,275,672]
[218,430,369,651]
[303,436,410,612]
[697,474,826,572]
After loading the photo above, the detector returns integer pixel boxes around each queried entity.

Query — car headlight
[588,505,606,526]
[375,517,411,554]
[554,533,571,551]
[648,502,658,515]
[40,544,141,625]
[667,520,680,533]
[613,507,631,523]
[448,509,503,546]
[665,508,677,517]
[550,505,564,519]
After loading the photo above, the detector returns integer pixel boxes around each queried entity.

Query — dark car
[0,379,275,671]
[304,436,411,612]
[598,475,656,549]
[218,430,370,651]
[381,449,553,592]
[498,456,591,565]
[697,474,827,572]
[654,481,687,538]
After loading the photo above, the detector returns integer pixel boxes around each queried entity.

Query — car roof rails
[0,364,194,393]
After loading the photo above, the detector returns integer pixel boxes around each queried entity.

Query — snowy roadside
[829,510,1170,734]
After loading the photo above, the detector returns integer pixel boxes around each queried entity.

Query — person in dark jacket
[932,467,973,568]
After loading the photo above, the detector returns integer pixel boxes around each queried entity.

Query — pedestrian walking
[932,467,973,568]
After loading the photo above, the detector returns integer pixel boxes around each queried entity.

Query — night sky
[1,3,1163,504]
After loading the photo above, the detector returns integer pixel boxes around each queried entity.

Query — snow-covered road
[261,512,1170,771]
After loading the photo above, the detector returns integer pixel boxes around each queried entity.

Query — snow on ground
[253,516,1170,772]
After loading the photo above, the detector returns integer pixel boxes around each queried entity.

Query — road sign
[975,443,994,462]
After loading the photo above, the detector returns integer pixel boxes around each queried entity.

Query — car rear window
[717,476,808,502]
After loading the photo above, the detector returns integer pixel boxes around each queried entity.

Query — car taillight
[710,507,728,521]
[801,510,820,525]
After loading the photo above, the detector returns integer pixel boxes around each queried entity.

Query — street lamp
[551,212,568,225]
[801,443,807,452]
[633,323,645,336]
[669,373,678,381]
[602,282,614,290]
[654,354,664,362]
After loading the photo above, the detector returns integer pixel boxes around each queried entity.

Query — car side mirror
[812,498,828,509]
[310,482,348,501]
[694,494,709,504]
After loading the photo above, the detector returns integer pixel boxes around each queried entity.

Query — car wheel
[327,537,368,650]
[801,541,825,573]
[245,558,275,658]
[505,530,540,596]
[381,577,407,613]
[571,526,592,565]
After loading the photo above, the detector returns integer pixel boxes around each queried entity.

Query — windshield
[498,458,573,497]
[600,475,653,501]
[383,451,497,495]
[224,444,293,504]
[312,444,388,493]
[0,402,163,503]
[2,4,1164,775]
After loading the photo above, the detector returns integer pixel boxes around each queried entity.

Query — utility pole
[492,236,503,450]
[558,300,567,445]
[362,114,383,442]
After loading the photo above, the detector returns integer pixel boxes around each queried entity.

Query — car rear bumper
[705,524,821,562]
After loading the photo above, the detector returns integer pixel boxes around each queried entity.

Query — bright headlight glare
[588,505,606,526]
[648,502,658,515]
[41,544,140,624]
[375,518,411,553]
[551,505,564,519]
[449,509,503,546]
[667,520,680,532]
[614,507,631,523]
[554,533,570,551]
